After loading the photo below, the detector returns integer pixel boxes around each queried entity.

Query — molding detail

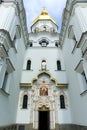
[59,0,87,46]
[6,58,15,73]
[0,44,8,58]
[56,83,68,88]
[77,31,87,60]
[20,83,32,87]
[1,0,29,47]
[0,29,15,51]
[75,59,83,73]
[32,71,58,86]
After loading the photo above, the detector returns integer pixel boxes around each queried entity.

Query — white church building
[0,0,87,130]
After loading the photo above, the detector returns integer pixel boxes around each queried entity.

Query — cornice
[56,83,68,88]
[59,0,87,46]
[0,29,15,48]
[6,57,15,73]
[16,0,29,47]
[77,31,87,48]
[20,83,32,87]
[2,0,29,47]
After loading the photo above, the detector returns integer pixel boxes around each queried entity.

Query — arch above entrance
[39,105,49,111]
[32,71,58,86]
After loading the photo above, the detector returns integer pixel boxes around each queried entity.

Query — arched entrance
[32,71,58,129]
[38,105,50,130]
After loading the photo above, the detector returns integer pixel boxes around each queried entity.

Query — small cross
[43,6,46,10]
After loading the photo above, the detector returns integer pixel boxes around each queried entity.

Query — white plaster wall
[58,90,72,124]
[75,6,87,33]
[29,31,59,47]
[62,5,87,125]
[32,21,58,32]
[58,110,72,124]
[21,48,67,84]
[70,5,87,42]
[16,110,30,123]
[0,3,26,126]
[0,34,25,126]
[16,90,30,123]
[0,3,19,40]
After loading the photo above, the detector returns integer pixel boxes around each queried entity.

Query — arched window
[22,95,28,109]
[39,39,49,47]
[41,60,46,70]
[26,60,31,70]
[2,71,8,91]
[57,60,61,70]
[30,43,33,47]
[60,95,65,109]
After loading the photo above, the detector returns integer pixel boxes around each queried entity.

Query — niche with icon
[40,86,48,96]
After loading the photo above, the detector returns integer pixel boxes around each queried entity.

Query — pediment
[32,71,58,86]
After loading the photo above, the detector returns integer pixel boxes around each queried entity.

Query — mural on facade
[40,86,48,96]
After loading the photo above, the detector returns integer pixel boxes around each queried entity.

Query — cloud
[23,0,67,32]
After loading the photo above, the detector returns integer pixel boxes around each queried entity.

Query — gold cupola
[32,9,57,26]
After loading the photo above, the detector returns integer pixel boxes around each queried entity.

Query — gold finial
[41,8,48,15]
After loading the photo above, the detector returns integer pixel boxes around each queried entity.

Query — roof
[32,9,57,26]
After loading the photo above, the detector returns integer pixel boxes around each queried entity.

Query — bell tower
[16,9,71,130]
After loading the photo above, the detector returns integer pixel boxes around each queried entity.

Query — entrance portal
[38,111,50,130]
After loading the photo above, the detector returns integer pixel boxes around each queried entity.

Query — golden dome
[32,9,56,26]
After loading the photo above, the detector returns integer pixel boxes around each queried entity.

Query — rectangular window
[41,42,47,47]
[82,71,87,83]
[2,71,8,91]
[68,25,78,53]
[13,35,17,45]
[0,58,14,94]
[75,60,87,94]
[77,72,87,94]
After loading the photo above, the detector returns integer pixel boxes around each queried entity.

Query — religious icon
[40,86,48,96]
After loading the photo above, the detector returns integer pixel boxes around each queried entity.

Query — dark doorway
[19,125,25,130]
[38,111,50,130]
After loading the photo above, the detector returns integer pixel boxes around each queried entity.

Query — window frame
[22,95,28,109]
[26,60,31,70]
[57,60,61,70]
[2,71,9,91]
[75,60,87,94]
[0,58,14,94]
[60,95,65,109]
[39,39,49,47]
[41,60,46,70]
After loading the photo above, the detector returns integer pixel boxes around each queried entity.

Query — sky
[23,0,67,32]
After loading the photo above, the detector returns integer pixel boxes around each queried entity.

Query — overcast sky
[23,0,67,32]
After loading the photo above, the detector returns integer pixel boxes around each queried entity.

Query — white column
[30,93,33,123]
[50,110,55,129]
[30,108,33,123]
[33,110,38,129]
[55,109,58,123]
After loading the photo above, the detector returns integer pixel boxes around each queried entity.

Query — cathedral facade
[0,0,87,130]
